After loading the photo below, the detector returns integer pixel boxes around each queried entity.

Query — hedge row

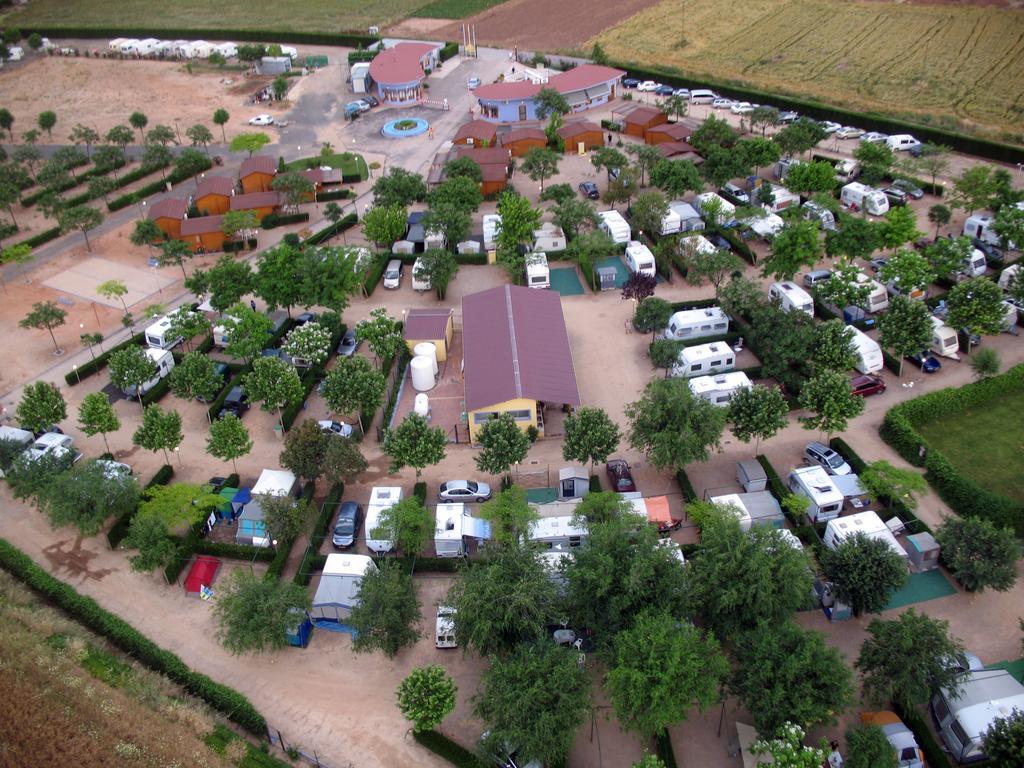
[412,730,486,768]
[669,296,719,312]
[280,367,322,431]
[381,350,412,432]
[373,555,461,573]
[22,226,62,250]
[363,252,390,296]
[65,332,145,385]
[108,157,212,212]
[106,464,175,548]
[615,61,1024,164]
[347,50,376,64]
[712,225,757,265]
[413,482,428,505]
[140,373,172,406]
[438,42,459,63]
[303,212,357,246]
[675,469,698,503]
[0,538,267,734]
[315,188,352,202]
[879,364,1024,535]
[455,252,488,265]
[21,159,125,207]
[262,212,310,229]
[21,26,380,48]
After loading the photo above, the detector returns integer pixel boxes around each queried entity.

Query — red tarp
[184,555,220,594]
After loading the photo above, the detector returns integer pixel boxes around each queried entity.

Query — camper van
[688,371,752,407]
[802,201,836,231]
[133,38,161,56]
[962,214,1003,248]
[932,669,1024,764]
[708,492,784,532]
[411,256,431,292]
[788,465,844,522]
[958,248,987,280]
[998,263,1020,292]
[365,486,403,553]
[693,192,736,226]
[528,515,587,550]
[658,208,681,236]
[598,210,631,246]
[624,241,656,277]
[929,316,960,360]
[532,223,566,252]
[118,39,141,54]
[525,252,550,289]
[435,605,457,648]
[885,134,921,152]
[848,326,884,374]
[834,159,860,183]
[669,201,704,232]
[123,348,175,398]
[145,312,193,350]
[854,271,889,313]
[672,341,736,378]
[764,186,801,214]
[663,307,730,341]
[823,511,909,562]
[434,503,492,557]
[769,282,814,317]
[482,214,502,250]
[775,157,802,181]
[841,182,889,216]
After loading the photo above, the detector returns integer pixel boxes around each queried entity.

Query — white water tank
[413,342,438,374]
[414,393,430,417]
[410,355,435,392]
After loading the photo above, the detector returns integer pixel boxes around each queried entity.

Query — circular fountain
[381,117,430,138]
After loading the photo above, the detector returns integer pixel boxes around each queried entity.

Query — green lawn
[284,153,368,181]
[414,0,510,19]
[916,389,1024,503]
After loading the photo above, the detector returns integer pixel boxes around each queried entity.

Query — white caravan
[663,307,730,341]
[213,42,238,58]
[482,214,502,249]
[932,669,1024,764]
[999,263,1020,291]
[841,182,889,216]
[802,201,837,231]
[365,486,403,554]
[962,214,1002,247]
[528,515,587,550]
[133,38,161,56]
[855,271,889,313]
[412,256,431,292]
[823,511,909,562]
[309,554,377,623]
[746,213,785,240]
[834,159,859,183]
[118,39,141,54]
[688,371,752,407]
[763,186,801,214]
[929,316,960,360]
[768,281,814,317]
[671,341,736,378]
[788,465,844,522]
[145,311,198,350]
[848,326,883,374]
[598,210,631,246]
[532,223,566,252]
[693,192,736,225]
[624,241,656,277]
[122,348,175,398]
[525,252,550,289]
[708,492,784,532]
[959,248,987,279]
[434,503,492,557]
[657,208,681,236]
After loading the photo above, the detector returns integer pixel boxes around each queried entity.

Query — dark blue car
[906,351,941,373]
[654,84,675,96]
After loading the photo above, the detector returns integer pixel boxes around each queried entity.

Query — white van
[855,271,889,313]
[885,134,921,152]
[689,89,717,104]
[624,241,656,277]
[123,347,175,398]
[383,259,403,289]
[525,252,550,289]
[929,316,960,359]
[788,465,843,522]
[932,669,1024,764]
[663,307,730,341]
[841,182,889,216]
[834,159,860,183]
[671,341,736,378]
[963,214,1000,247]
[412,257,431,292]
[768,282,814,318]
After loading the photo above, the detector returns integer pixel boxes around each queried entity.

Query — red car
[606,460,637,493]
[851,374,886,397]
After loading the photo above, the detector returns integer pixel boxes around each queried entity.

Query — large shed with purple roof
[368,42,441,105]
[475,64,626,123]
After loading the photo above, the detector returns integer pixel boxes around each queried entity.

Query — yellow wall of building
[467,397,538,443]
[405,315,455,362]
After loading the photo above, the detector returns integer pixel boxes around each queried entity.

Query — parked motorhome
[657,208,681,236]
[929,316,960,359]
[998,264,1020,291]
[688,371,752,407]
[669,201,704,232]
[528,515,587,550]
[525,252,550,289]
[854,271,889,313]
[931,669,1024,764]
[841,182,889,216]
[213,42,238,58]
[118,39,141,54]
[365,486,403,554]
[123,348,175,398]
[624,240,656,276]
[769,282,814,317]
[834,159,859,183]
[802,201,836,231]
[709,492,784,532]
[310,553,376,623]
[482,214,501,249]
[693,192,736,225]
[598,210,631,246]
[213,315,239,348]
[411,256,431,292]
[764,186,801,213]
[133,38,161,56]
[434,503,492,557]
[959,248,987,280]
[109,38,129,52]
[962,214,1002,247]
[680,234,717,258]
[671,341,736,378]
[823,510,908,561]
[788,465,844,522]
[775,157,802,181]
[663,307,730,341]
[848,326,884,374]
[145,311,196,350]
[532,223,565,252]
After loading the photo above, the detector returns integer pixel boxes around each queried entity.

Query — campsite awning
[585,83,609,101]
[232,487,252,505]
[643,496,676,527]
[464,516,492,541]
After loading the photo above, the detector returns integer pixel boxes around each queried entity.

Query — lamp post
[173,445,182,467]
[72,364,80,384]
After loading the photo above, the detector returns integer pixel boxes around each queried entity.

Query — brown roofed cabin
[462,285,580,443]
[180,215,226,253]
[230,191,282,221]
[193,176,235,215]
[301,167,344,192]
[644,121,698,145]
[453,146,512,196]
[453,120,498,148]
[239,156,277,193]
[558,120,604,152]
[147,198,187,240]
[403,308,454,362]
[621,105,668,138]
[656,142,704,163]
[501,127,547,158]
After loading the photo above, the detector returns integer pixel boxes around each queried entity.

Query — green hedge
[280,368,322,431]
[362,252,389,296]
[879,365,1024,535]
[106,464,174,548]
[190,540,277,561]
[347,50,376,64]
[22,226,62,250]
[675,469,698,503]
[315,188,352,202]
[373,555,461,573]
[21,25,380,48]
[21,159,124,207]
[381,349,412,431]
[712,225,757,265]
[107,157,211,212]
[0,537,266,734]
[454,252,488,265]
[882,349,902,376]
[140,374,172,406]
[669,297,719,312]
[205,372,241,422]
[412,730,486,768]
[438,42,459,63]
[65,332,145,385]
[261,212,310,229]
[293,553,327,586]
[303,212,358,246]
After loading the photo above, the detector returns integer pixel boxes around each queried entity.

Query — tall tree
[372,167,426,208]
[630,190,670,239]
[281,321,331,367]
[221,303,273,365]
[495,191,542,279]
[108,345,158,406]
[811,319,858,373]
[934,516,1021,593]
[383,413,447,478]
[271,171,315,212]
[739,137,782,179]
[951,164,996,214]
[853,140,894,185]
[348,559,420,657]
[212,108,230,143]
[361,203,407,248]
[70,124,100,159]
[105,124,134,153]
[128,111,148,144]
[421,204,471,254]
[213,569,310,654]
[132,404,183,464]
[427,175,483,213]
[947,276,1008,337]
[372,496,434,558]
[57,205,103,251]
[196,257,254,313]
[877,294,932,377]
[727,384,789,453]
[412,246,459,299]
[37,460,139,536]
[993,203,1024,252]
[478,486,538,547]
[762,219,821,281]
[562,407,620,474]
[474,413,531,481]
[229,132,270,157]
[784,160,836,197]
[845,724,898,768]
[77,392,120,453]
[396,666,457,734]
[321,355,386,419]
[825,214,879,262]
[168,350,223,402]
[625,377,726,472]
[158,239,193,279]
[243,356,304,430]
[650,158,704,199]
[798,370,864,438]
[206,413,252,473]
[37,110,57,139]
[879,250,934,295]
[928,203,951,239]
[279,419,328,484]
[984,710,1024,765]
[878,205,922,250]
[355,307,403,367]
[690,114,737,154]
[16,381,66,434]
[626,143,664,188]
[19,301,67,354]
[519,147,560,192]
[821,533,908,616]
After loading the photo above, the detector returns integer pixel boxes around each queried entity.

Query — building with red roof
[501,127,547,157]
[452,146,513,195]
[368,42,441,105]
[230,191,282,220]
[193,176,235,215]
[558,120,605,152]
[239,155,277,193]
[475,63,625,123]
[147,198,187,239]
[453,120,498,147]
[644,121,699,145]
[618,104,668,137]
[180,215,226,253]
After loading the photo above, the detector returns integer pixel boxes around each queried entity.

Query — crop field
[593,0,1024,142]
[414,0,511,19]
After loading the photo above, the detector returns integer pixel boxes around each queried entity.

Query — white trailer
[962,214,1000,247]
[823,510,909,562]
[671,341,736,378]
[788,465,844,522]
[708,492,784,532]
[280,45,298,60]
[998,264,1020,291]
[529,515,587,550]
[213,315,240,348]
[365,486,403,553]
[854,271,889,313]
[693,192,735,225]
[350,62,371,93]
[669,201,704,232]
[434,503,492,557]
[658,208,681,236]
[190,40,214,59]
[525,252,550,289]
[145,312,195,350]
[663,306,730,341]
[848,326,883,374]
[688,371,751,407]
[679,234,717,258]
[133,38,160,56]
[482,213,501,250]
[768,281,814,317]
[802,201,836,231]
[841,182,889,216]
[532,223,565,252]
[1002,300,1019,333]
[213,42,238,58]
[929,315,960,360]
[109,38,129,52]
[834,159,859,183]
[763,186,801,214]
[412,256,431,292]
[959,248,987,279]
[119,39,141,54]
[932,669,1024,764]
[746,213,785,240]
[598,210,631,246]
[123,347,175,398]
[624,240,656,276]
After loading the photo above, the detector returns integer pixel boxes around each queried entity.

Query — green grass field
[915,388,1024,503]
[594,0,1024,144]
[414,0,510,19]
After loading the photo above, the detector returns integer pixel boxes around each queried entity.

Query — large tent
[310,554,377,624]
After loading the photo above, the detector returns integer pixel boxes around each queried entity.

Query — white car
[862,131,889,143]
[248,114,274,126]
[353,99,372,112]
[636,80,660,92]
[673,88,690,98]
[820,120,842,134]
[730,101,754,114]
[318,420,354,438]
[467,76,481,89]
[25,433,81,464]
[435,606,456,648]
[712,97,734,109]
[835,126,864,139]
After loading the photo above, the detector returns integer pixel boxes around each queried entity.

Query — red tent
[184,555,221,595]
